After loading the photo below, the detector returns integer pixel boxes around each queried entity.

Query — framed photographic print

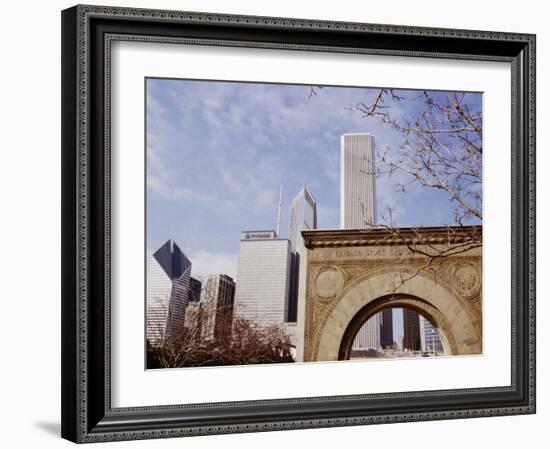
[61,4,536,443]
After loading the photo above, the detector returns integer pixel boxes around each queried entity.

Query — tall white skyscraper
[287,181,317,322]
[146,240,192,345]
[233,231,291,328]
[340,133,376,229]
[288,181,317,253]
[341,133,378,350]
[352,313,382,352]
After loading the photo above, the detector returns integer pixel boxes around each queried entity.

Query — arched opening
[338,294,453,360]
[308,270,481,362]
[345,307,446,360]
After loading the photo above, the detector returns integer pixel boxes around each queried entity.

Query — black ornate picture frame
[61,4,536,443]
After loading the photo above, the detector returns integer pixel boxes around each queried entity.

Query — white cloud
[147,143,217,203]
[145,80,459,256]
[217,156,282,212]
[188,250,239,280]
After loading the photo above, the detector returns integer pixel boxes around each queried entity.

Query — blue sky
[147,78,481,277]
[146,79,481,340]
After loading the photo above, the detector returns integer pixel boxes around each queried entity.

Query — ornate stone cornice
[302,225,482,249]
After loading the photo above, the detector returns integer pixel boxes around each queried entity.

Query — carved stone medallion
[314,267,344,298]
[453,263,481,298]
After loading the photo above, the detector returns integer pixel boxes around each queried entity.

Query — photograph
[144,79,483,369]
[57,3,536,444]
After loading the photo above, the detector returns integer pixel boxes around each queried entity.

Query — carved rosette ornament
[452,262,481,299]
[314,266,345,298]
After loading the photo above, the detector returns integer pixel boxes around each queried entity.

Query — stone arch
[337,294,456,360]
[314,270,481,361]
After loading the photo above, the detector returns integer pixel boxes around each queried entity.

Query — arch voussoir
[309,271,481,361]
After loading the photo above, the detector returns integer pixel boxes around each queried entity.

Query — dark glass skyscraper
[403,309,421,351]
[146,240,192,344]
[380,309,394,349]
[188,277,202,302]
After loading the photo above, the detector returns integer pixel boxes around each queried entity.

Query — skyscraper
[233,231,291,328]
[188,277,202,302]
[352,313,381,351]
[380,309,394,349]
[202,274,236,341]
[403,309,421,351]
[340,133,376,229]
[419,315,445,354]
[288,181,317,252]
[287,181,317,322]
[341,133,378,350]
[183,302,203,343]
[146,240,192,345]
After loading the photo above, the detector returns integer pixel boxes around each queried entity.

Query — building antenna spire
[304,175,307,191]
[276,184,283,237]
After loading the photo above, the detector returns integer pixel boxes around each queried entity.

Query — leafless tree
[354,88,482,226]
[147,299,295,368]
[357,89,482,282]
[311,86,483,287]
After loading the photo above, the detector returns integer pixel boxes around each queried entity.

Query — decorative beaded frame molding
[61,4,536,443]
